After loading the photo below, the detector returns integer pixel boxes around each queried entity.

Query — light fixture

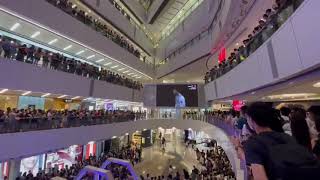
[0,89,8,93]
[48,38,58,45]
[41,93,51,98]
[58,95,67,98]
[104,62,112,66]
[63,45,72,50]
[125,133,129,135]
[118,68,125,71]
[128,73,134,75]
[111,65,119,69]
[30,31,40,38]
[10,23,20,31]
[71,4,77,8]
[236,43,239,46]
[251,91,256,95]
[313,82,320,88]
[132,75,138,77]
[136,76,142,79]
[76,50,85,55]
[87,55,95,59]
[96,59,104,63]
[123,70,130,74]
[22,91,32,96]
[112,136,117,139]
[71,96,80,100]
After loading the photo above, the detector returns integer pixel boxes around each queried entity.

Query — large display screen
[20,155,45,176]
[156,84,198,107]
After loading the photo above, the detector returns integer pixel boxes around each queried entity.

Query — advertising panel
[20,155,45,176]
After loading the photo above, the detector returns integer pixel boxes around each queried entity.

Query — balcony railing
[205,0,304,83]
[0,111,146,134]
[46,0,151,64]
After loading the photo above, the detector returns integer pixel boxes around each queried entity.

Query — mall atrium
[0,0,319,179]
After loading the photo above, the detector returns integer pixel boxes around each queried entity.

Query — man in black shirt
[238,102,320,180]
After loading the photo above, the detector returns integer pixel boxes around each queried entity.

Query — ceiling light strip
[0,8,153,79]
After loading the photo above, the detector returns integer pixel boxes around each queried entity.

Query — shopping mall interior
[0,0,319,179]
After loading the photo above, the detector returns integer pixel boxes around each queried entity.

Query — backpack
[256,133,320,180]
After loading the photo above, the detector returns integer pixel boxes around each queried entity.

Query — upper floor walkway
[0,0,155,79]
[205,0,320,101]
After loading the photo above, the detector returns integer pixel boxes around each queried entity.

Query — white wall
[0,119,239,178]
[156,0,221,59]
[0,0,154,77]
[156,35,212,77]
[147,0,166,23]
[122,0,147,22]
[0,59,143,102]
[205,0,320,101]
[82,0,153,54]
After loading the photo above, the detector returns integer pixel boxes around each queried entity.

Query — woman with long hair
[289,107,312,151]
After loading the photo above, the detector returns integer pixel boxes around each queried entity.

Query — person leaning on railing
[204,0,305,83]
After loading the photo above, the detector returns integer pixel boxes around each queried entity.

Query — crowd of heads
[204,0,304,83]
[140,139,235,180]
[0,107,146,133]
[15,145,142,180]
[211,102,320,179]
[0,35,143,90]
[47,0,147,62]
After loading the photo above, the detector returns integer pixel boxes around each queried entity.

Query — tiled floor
[134,131,200,177]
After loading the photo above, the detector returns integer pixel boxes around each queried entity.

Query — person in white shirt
[173,89,186,108]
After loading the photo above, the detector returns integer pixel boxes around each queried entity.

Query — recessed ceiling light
[136,76,142,79]
[30,31,40,38]
[87,55,95,59]
[22,91,32,96]
[72,4,77,8]
[48,38,58,45]
[76,50,85,55]
[251,91,256,95]
[58,95,67,98]
[10,23,20,31]
[71,96,80,100]
[118,68,125,71]
[123,70,130,74]
[104,62,112,66]
[0,89,8,93]
[313,82,320,88]
[128,73,134,75]
[63,45,72,50]
[111,65,119,69]
[41,93,51,98]
[96,59,104,63]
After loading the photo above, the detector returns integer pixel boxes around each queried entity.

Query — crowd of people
[204,0,304,83]
[46,0,147,61]
[140,138,235,180]
[0,35,143,90]
[209,103,320,179]
[0,107,146,134]
[15,145,142,180]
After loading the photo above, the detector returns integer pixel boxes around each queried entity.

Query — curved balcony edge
[205,0,320,101]
[0,119,244,179]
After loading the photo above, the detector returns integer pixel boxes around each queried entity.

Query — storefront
[20,154,45,176]
[0,95,18,110]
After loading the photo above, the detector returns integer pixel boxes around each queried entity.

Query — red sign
[232,100,245,111]
[218,48,226,64]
